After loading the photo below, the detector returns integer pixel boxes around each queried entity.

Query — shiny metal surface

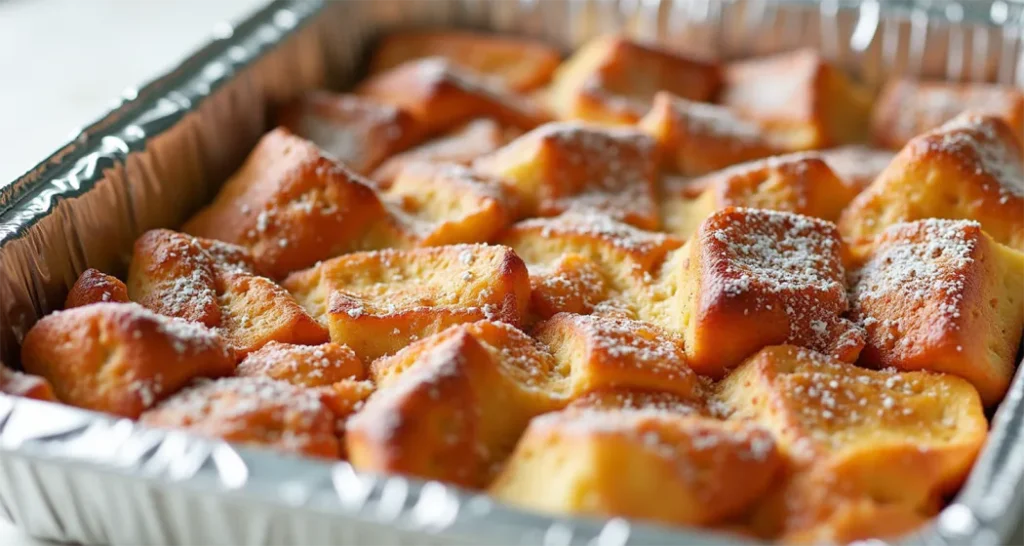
[0,0,1021,544]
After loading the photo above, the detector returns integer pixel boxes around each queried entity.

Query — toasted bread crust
[142,376,341,458]
[369,30,561,92]
[65,268,130,308]
[21,303,234,418]
[839,113,1024,252]
[547,35,721,124]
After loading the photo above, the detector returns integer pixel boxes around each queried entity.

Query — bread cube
[533,313,703,401]
[475,121,660,229]
[546,35,721,124]
[276,92,424,174]
[638,92,781,176]
[500,212,683,285]
[319,379,376,458]
[871,79,1024,149]
[839,113,1024,252]
[490,408,780,526]
[282,245,530,362]
[671,208,863,377]
[370,30,561,92]
[0,365,56,402]
[182,128,404,277]
[525,253,615,320]
[720,49,871,150]
[21,303,234,418]
[777,492,926,544]
[566,388,705,415]
[216,272,331,355]
[142,376,341,458]
[849,219,1024,405]
[817,145,895,190]
[236,341,364,387]
[718,346,986,539]
[128,229,255,327]
[128,229,328,356]
[662,153,859,240]
[348,321,564,487]
[65,268,130,308]
[357,58,551,135]
[382,162,518,245]
[372,118,521,185]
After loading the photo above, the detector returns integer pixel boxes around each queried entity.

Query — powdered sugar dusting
[704,208,844,298]
[558,314,693,384]
[850,219,980,344]
[927,113,1024,201]
[541,122,657,223]
[728,347,960,462]
[142,376,333,454]
[531,408,776,463]
[701,208,857,354]
[669,95,767,144]
[517,212,675,256]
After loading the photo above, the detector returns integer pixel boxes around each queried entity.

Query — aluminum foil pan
[1,0,1022,544]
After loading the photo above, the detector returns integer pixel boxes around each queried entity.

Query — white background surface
[0,1,263,543]
[0,0,264,186]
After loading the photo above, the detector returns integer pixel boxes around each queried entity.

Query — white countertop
[0,1,262,542]
[0,0,264,187]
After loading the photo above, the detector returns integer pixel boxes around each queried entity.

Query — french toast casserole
[5,30,1023,544]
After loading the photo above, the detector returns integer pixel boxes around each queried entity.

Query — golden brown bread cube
[235,341,365,387]
[776,490,927,545]
[533,313,704,401]
[839,113,1024,252]
[128,229,256,327]
[357,58,551,135]
[128,229,328,356]
[546,35,721,124]
[381,161,518,246]
[501,213,684,321]
[182,128,404,277]
[0,365,57,402]
[661,153,860,240]
[718,346,986,539]
[720,49,871,150]
[349,321,564,487]
[474,121,661,229]
[667,208,864,377]
[849,219,1024,406]
[275,92,424,175]
[369,30,562,92]
[283,245,531,362]
[65,268,130,308]
[142,376,341,459]
[817,145,895,191]
[566,387,705,415]
[372,118,521,185]
[318,380,375,421]
[525,253,615,321]
[871,79,1024,150]
[490,407,781,527]
[21,303,234,418]
[638,92,781,177]
[500,212,684,318]
[318,379,376,458]
[215,271,331,356]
